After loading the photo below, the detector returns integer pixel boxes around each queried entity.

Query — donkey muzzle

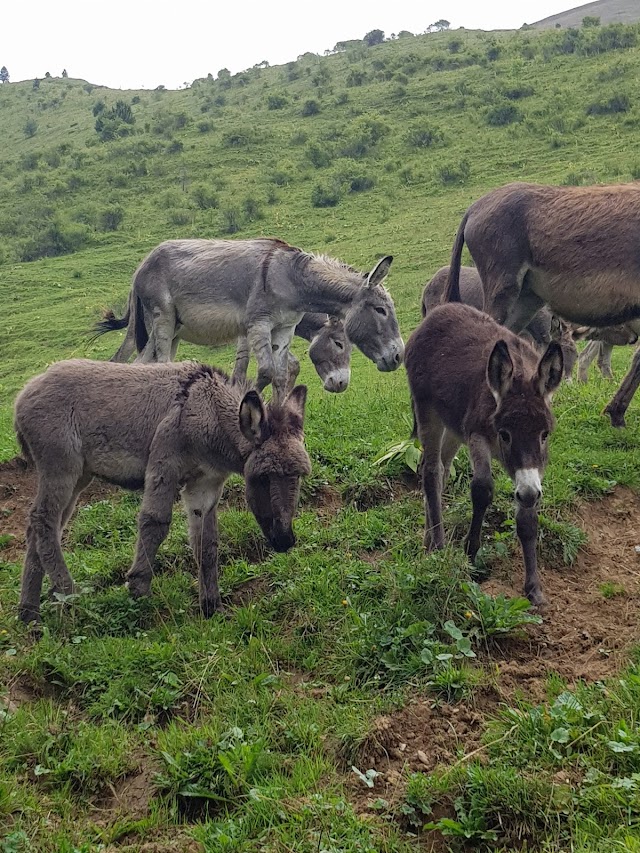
[514,468,542,509]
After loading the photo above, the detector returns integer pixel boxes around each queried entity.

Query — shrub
[311,181,342,207]
[191,184,219,209]
[306,142,333,168]
[169,210,191,226]
[437,158,471,185]
[503,85,534,100]
[98,205,125,232]
[222,128,253,147]
[23,119,38,138]
[290,130,308,145]
[486,103,523,126]
[166,139,184,154]
[220,206,242,234]
[586,93,630,116]
[19,218,91,261]
[346,70,367,87]
[267,94,288,110]
[197,119,214,133]
[242,196,264,220]
[405,121,444,148]
[301,99,321,116]
[20,152,41,171]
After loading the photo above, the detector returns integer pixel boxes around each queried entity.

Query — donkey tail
[445,209,470,304]
[92,294,131,338]
[133,294,148,354]
[14,428,33,468]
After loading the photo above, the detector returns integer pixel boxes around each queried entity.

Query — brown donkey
[405,304,563,606]
[14,360,311,623]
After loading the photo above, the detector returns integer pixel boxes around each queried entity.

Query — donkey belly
[175,304,245,347]
[529,269,640,327]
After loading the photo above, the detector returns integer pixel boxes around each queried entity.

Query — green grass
[3,20,640,851]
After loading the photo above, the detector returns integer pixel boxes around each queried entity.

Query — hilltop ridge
[532,0,640,28]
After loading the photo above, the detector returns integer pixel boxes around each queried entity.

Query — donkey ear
[535,341,564,400]
[366,255,393,288]
[487,340,514,402]
[239,390,267,444]
[285,385,308,426]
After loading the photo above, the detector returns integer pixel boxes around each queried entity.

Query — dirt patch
[481,486,640,703]
[0,457,118,564]
[225,574,274,608]
[94,755,160,825]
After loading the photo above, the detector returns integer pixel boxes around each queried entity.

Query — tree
[33,78,40,90]
[44,71,51,78]
[0,66,9,83]
[363,29,385,46]
[62,68,68,77]
[428,19,450,32]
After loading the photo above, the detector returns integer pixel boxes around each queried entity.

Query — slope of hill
[532,0,640,28]
[3,20,640,853]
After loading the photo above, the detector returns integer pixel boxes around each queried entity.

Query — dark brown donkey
[14,360,311,623]
[447,182,640,424]
[405,303,563,606]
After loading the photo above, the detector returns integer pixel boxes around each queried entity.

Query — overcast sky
[3,0,591,90]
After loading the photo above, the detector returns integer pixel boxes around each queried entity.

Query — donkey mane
[260,238,300,291]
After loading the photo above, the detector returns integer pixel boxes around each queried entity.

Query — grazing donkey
[405,303,563,607]
[95,238,403,400]
[577,325,638,383]
[232,313,352,393]
[14,359,311,624]
[99,303,353,395]
[422,265,577,379]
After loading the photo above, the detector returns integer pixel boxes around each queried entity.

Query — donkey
[405,303,563,607]
[231,313,351,393]
[14,359,311,624]
[99,302,353,395]
[577,324,639,383]
[447,182,640,335]
[422,265,577,379]
[94,238,403,400]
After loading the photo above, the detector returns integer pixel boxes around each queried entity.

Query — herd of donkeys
[13,180,640,625]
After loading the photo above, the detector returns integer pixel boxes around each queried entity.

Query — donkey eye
[334,340,344,350]
[498,429,511,443]
[541,431,549,443]
[375,306,387,316]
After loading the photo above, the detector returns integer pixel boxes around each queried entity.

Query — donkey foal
[405,304,563,606]
[14,360,311,623]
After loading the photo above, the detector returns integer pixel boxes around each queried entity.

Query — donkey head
[487,340,563,509]
[344,256,405,372]
[308,317,352,393]
[240,386,311,552]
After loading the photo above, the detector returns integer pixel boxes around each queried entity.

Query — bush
[311,182,342,207]
[486,103,523,126]
[166,139,184,154]
[586,93,630,115]
[301,99,321,116]
[23,119,38,138]
[267,94,288,110]
[197,119,214,133]
[20,152,41,171]
[437,158,471,185]
[191,184,219,209]
[222,128,253,147]
[405,120,444,148]
[19,218,91,261]
[503,85,534,100]
[98,205,125,232]
[346,70,367,87]
[242,196,263,221]
[220,207,242,234]
[306,142,333,168]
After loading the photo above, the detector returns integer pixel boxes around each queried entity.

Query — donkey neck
[294,256,363,316]
[183,381,252,475]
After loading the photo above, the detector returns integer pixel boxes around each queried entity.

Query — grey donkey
[14,359,311,623]
[422,265,578,379]
[93,238,403,400]
[406,303,563,607]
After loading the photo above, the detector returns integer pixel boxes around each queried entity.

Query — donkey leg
[440,430,461,492]
[248,323,276,392]
[127,472,177,598]
[182,476,225,617]
[110,323,137,363]
[465,435,494,562]
[604,346,640,428]
[30,475,78,600]
[232,335,251,382]
[577,340,599,383]
[516,503,544,607]
[416,408,446,550]
[149,305,176,363]
[19,520,46,624]
[597,342,614,380]
[271,326,297,404]
[285,352,301,395]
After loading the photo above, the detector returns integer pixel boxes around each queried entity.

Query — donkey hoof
[526,588,547,612]
[18,606,42,627]
[126,579,152,599]
[603,406,626,428]
[200,598,224,619]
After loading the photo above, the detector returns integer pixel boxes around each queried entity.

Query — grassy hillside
[3,21,640,852]
[532,0,640,28]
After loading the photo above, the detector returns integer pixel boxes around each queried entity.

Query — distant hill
[531,0,640,29]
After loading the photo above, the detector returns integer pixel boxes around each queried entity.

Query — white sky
[3,0,592,90]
